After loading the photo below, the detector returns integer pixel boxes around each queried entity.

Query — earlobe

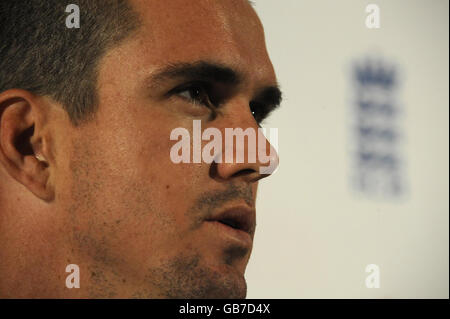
[0,90,54,202]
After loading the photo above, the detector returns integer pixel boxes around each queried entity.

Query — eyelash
[174,83,213,108]
[172,82,270,125]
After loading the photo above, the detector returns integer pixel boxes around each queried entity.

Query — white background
[246,0,449,298]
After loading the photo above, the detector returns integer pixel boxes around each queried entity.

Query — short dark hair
[0,0,140,125]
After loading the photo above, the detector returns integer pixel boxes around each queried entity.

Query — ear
[0,89,54,201]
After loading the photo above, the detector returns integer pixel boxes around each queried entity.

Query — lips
[206,206,255,235]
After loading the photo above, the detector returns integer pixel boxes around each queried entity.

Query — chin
[145,250,249,299]
[197,262,248,299]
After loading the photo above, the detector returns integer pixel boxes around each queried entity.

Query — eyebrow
[147,60,283,107]
[255,85,283,108]
[148,61,242,87]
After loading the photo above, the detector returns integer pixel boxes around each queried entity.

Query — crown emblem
[355,60,396,88]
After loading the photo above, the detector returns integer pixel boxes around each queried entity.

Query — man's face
[56,0,279,298]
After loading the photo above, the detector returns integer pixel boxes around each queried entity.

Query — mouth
[218,218,246,230]
[205,206,255,247]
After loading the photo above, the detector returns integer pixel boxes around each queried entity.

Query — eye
[174,83,213,108]
[250,101,272,125]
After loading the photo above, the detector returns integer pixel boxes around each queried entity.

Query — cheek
[62,127,174,265]
[66,102,212,267]
[80,118,185,232]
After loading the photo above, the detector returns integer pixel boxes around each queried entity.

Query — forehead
[125,0,276,85]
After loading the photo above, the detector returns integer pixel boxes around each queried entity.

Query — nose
[213,103,279,183]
